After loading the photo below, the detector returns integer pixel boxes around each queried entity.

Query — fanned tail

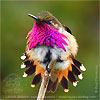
[21,53,86,92]
[45,56,86,93]
[21,53,45,87]
[57,56,86,92]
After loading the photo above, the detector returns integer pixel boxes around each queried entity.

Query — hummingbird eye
[47,20,52,25]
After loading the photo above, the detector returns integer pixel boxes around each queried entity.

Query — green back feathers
[37,11,62,30]
[37,11,53,21]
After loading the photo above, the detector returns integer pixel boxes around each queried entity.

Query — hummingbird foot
[46,64,51,73]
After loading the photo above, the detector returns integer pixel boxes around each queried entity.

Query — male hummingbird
[21,11,86,92]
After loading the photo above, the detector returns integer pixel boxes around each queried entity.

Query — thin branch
[37,59,56,100]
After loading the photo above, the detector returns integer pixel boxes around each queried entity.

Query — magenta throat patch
[26,22,68,51]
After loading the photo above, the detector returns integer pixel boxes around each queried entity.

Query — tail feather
[31,73,41,87]
[51,79,58,92]
[21,53,32,69]
[21,60,32,69]
[72,64,81,76]
[68,71,77,86]
[61,77,69,92]
[22,60,36,77]
[20,52,29,60]
[47,79,53,92]
[72,58,81,68]
[58,71,63,82]
[24,60,33,67]
[72,58,86,71]
[47,78,58,93]
[35,64,45,78]
[24,65,36,76]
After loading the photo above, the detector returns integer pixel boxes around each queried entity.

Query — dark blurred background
[1,0,99,100]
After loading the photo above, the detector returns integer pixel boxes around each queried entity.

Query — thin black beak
[28,14,39,21]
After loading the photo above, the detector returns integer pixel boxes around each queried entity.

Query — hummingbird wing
[63,25,72,35]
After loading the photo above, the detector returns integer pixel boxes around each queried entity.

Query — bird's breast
[26,45,71,70]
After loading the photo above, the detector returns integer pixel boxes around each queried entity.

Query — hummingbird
[21,11,86,93]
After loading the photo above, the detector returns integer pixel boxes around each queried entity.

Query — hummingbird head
[27,11,68,51]
[28,11,62,30]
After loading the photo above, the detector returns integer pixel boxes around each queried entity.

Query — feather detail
[58,71,63,82]
[26,22,68,51]
[35,63,45,77]
[56,56,86,92]
[61,77,69,92]
[62,29,78,57]
[21,50,86,92]
[47,78,58,92]
[31,73,41,87]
